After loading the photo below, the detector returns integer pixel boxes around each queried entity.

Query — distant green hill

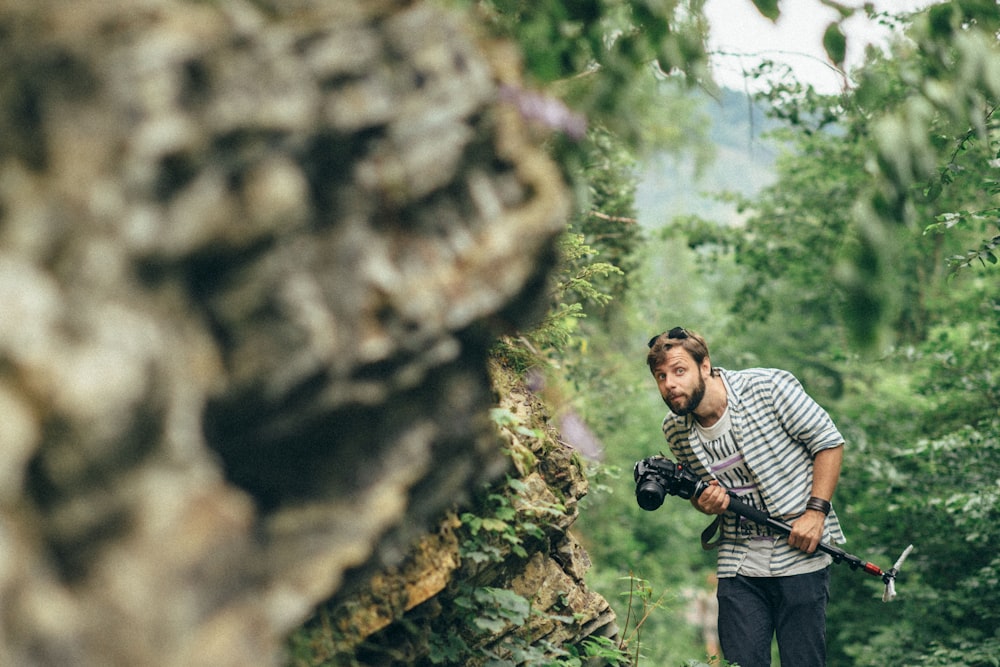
[636,87,779,228]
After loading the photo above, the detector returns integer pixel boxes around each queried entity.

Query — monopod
[633,456,914,602]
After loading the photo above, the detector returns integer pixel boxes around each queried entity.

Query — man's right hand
[692,480,730,515]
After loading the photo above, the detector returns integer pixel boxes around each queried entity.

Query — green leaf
[751,0,780,21]
[472,616,507,633]
[493,505,515,521]
[818,0,854,19]
[461,513,482,534]
[480,518,509,532]
[506,476,528,493]
[489,407,521,427]
[927,3,956,37]
[822,22,846,66]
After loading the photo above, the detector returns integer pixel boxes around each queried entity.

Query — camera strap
[701,515,723,550]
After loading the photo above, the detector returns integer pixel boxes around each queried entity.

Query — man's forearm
[810,445,844,502]
[789,445,844,553]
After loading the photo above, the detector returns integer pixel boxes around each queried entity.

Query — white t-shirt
[694,404,831,577]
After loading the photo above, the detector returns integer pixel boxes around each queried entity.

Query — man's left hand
[788,510,826,554]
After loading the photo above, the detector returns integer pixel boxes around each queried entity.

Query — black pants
[716,567,831,667]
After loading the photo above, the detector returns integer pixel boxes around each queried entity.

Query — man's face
[652,345,708,417]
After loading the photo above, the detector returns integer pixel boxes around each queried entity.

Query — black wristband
[806,496,831,515]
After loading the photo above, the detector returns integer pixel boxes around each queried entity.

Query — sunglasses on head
[647,327,689,349]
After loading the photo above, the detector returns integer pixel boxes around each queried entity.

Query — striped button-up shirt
[661,367,846,577]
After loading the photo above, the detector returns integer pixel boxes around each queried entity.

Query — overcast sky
[703,0,937,92]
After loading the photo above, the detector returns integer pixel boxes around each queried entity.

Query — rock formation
[0,0,612,665]
[290,366,619,665]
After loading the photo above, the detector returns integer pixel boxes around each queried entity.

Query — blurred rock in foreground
[0,0,579,664]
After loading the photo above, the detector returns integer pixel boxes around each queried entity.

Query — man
[646,327,845,667]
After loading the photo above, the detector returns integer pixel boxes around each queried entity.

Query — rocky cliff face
[0,0,611,665]
[290,365,618,665]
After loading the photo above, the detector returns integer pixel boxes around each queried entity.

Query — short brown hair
[646,327,711,373]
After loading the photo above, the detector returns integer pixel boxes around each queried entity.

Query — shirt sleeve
[769,370,844,455]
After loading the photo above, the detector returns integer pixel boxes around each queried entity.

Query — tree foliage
[517,2,999,665]
[639,3,1000,665]
[462,0,712,146]
[842,1,1000,345]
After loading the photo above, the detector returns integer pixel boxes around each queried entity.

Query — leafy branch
[948,233,1000,271]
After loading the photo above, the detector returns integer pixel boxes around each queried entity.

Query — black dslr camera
[633,456,706,511]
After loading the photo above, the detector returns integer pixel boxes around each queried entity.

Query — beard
[665,372,706,417]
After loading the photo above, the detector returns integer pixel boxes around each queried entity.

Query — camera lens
[636,481,666,511]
